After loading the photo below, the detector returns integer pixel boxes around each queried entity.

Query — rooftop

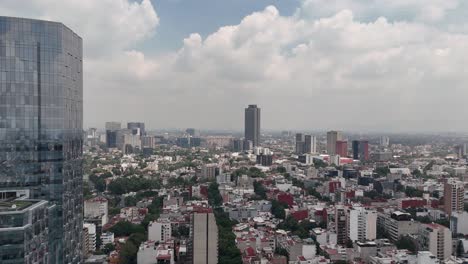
[0,199,36,212]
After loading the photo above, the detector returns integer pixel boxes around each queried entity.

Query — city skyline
[2,0,468,132]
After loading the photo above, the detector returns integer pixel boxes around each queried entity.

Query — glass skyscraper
[244,104,261,147]
[0,17,83,263]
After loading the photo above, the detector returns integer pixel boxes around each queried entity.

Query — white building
[148,219,172,243]
[348,206,377,242]
[380,136,390,147]
[83,223,97,253]
[101,232,114,246]
[137,241,175,264]
[419,223,452,261]
[201,163,221,180]
[451,211,468,235]
[84,197,109,226]
[417,251,440,264]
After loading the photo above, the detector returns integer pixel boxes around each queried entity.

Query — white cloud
[298,0,460,23]
[0,0,159,56]
[2,0,468,131]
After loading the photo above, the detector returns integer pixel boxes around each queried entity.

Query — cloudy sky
[2,0,468,132]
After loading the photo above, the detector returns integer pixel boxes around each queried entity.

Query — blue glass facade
[0,17,83,263]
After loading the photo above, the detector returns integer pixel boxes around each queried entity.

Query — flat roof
[0,199,46,213]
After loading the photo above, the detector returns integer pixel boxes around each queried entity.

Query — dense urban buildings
[0,17,83,263]
[77,124,468,263]
[245,104,261,147]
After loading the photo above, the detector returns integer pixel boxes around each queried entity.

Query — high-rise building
[105,122,121,131]
[327,131,343,155]
[256,154,273,166]
[232,138,245,152]
[192,212,218,264]
[443,178,464,216]
[83,223,97,255]
[347,206,377,242]
[296,134,317,154]
[352,140,360,159]
[351,140,370,161]
[304,135,317,154]
[335,206,347,245]
[295,133,305,154]
[245,105,261,147]
[105,122,121,148]
[419,223,452,260]
[127,122,146,136]
[335,140,348,157]
[380,136,390,147]
[186,128,199,136]
[0,17,83,263]
[201,164,222,180]
[359,140,369,161]
[148,219,172,243]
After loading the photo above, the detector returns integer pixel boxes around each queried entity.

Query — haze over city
[2,0,468,131]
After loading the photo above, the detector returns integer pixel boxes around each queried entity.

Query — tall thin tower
[244,105,261,147]
[0,17,83,263]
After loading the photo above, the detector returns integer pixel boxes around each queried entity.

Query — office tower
[127,122,145,136]
[359,140,369,161]
[335,206,347,245]
[352,140,370,161]
[232,138,245,152]
[327,131,342,155]
[444,178,464,216]
[304,135,317,154]
[186,128,199,136]
[419,223,452,260]
[190,137,202,147]
[245,105,261,147]
[0,198,51,263]
[105,121,121,131]
[0,17,83,263]
[352,140,360,159]
[347,207,377,242]
[192,213,218,264]
[256,154,273,166]
[295,133,305,154]
[335,140,348,157]
[105,122,121,148]
[296,134,317,154]
[380,136,390,147]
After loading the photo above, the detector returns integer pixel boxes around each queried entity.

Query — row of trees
[108,177,161,195]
